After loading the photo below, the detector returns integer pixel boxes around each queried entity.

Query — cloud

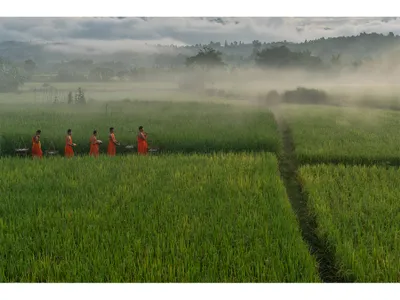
[45,38,186,55]
[0,17,400,54]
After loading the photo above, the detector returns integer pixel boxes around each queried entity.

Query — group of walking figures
[31,126,149,158]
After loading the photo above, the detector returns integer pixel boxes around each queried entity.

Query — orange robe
[89,135,99,157]
[137,132,148,155]
[65,135,74,158]
[31,136,42,158]
[107,133,117,156]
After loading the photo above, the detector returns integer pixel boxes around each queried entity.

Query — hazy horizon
[1,17,400,51]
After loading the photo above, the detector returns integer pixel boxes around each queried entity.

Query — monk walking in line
[137,126,148,155]
[32,130,43,159]
[89,130,102,157]
[107,127,120,156]
[65,129,76,158]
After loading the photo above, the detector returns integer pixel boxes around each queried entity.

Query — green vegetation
[283,104,400,164]
[0,153,320,282]
[3,22,400,284]
[0,100,281,156]
[2,76,400,283]
[255,46,323,70]
[299,164,400,282]
[186,46,225,70]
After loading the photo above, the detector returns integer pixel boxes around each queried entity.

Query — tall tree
[0,57,25,93]
[23,59,36,73]
[331,54,341,66]
[252,40,262,49]
[185,46,225,70]
[251,40,263,59]
[254,46,323,69]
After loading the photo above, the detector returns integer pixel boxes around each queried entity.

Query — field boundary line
[273,110,349,283]
[295,159,400,168]
[278,100,400,114]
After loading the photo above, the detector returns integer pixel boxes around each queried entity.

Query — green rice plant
[0,153,319,282]
[0,101,281,156]
[299,164,400,282]
[283,104,400,165]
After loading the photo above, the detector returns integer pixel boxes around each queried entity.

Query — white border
[1,0,399,16]
[1,0,400,299]
[1,283,400,300]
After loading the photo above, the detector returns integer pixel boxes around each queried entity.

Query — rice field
[0,100,281,156]
[299,164,400,282]
[2,85,400,283]
[283,104,400,164]
[0,153,320,282]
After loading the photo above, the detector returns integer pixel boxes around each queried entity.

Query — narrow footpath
[273,110,350,283]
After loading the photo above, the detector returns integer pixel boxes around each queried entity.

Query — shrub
[258,90,281,106]
[282,87,329,105]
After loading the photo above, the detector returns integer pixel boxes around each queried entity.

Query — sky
[0,17,400,52]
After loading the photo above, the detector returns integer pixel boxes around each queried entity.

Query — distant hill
[177,32,400,64]
[0,32,399,68]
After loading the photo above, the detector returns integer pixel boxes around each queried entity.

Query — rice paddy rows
[2,97,400,283]
[0,101,281,156]
[299,164,400,282]
[0,153,320,282]
[282,104,400,165]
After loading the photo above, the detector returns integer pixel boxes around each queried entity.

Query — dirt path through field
[273,108,349,283]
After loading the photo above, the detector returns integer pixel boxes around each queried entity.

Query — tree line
[2,31,400,92]
[0,45,387,92]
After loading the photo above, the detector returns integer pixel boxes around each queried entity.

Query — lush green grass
[0,153,320,282]
[283,104,400,164]
[299,164,400,282]
[0,100,281,156]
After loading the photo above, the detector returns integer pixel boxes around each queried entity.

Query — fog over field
[1,17,400,284]
[2,17,400,104]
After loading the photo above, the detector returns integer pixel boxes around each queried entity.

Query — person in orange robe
[107,127,120,156]
[31,130,43,159]
[89,130,101,157]
[64,129,76,158]
[137,126,148,155]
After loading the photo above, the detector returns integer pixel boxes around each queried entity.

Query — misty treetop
[185,46,225,70]
[1,31,400,87]
[254,46,323,70]
[0,57,26,93]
